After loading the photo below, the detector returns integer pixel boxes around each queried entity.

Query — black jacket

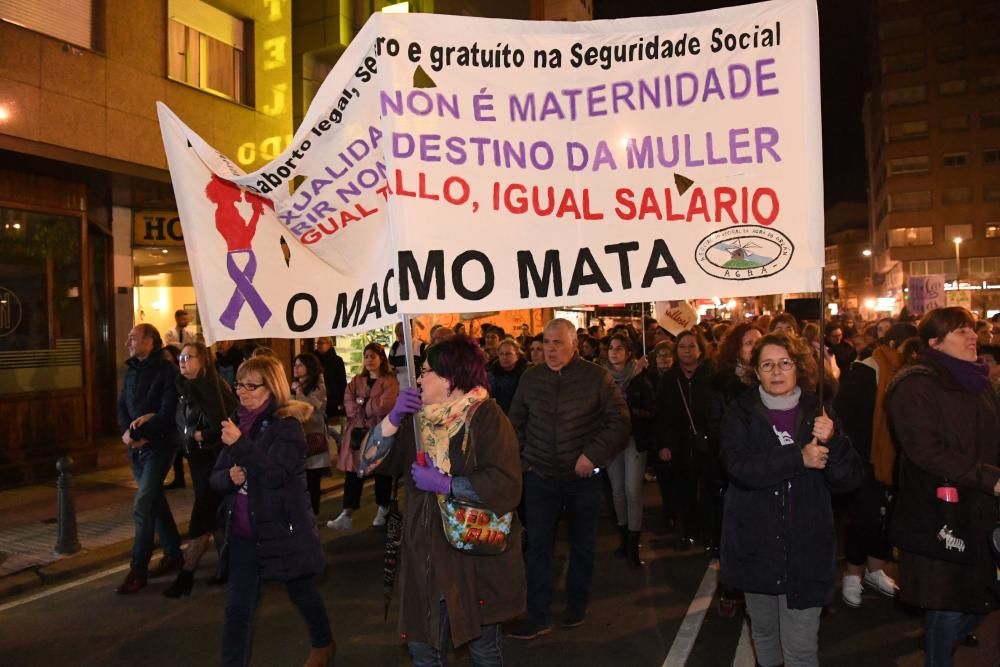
[211,401,324,582]
[117,353,179,451]
[487,357,528,413]
[508,356,630,477]
[315,348,348,418]
[719,389,863,609]
[656,362,717,465]
[624,372,656,452]
[175,374,238,454]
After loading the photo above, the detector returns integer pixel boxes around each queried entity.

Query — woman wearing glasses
[719,333,862,667]
[162,342,238,598]
[212,356,334,667]
[359,335,524,666]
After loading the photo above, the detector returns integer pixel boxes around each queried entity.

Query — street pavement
[0,471,996,666]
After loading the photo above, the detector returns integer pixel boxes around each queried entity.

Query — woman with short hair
[361,335,525,666]
[887,307,1000,666]
[720,333,863,666]
[212,355,333,667]
[488,338,529,413]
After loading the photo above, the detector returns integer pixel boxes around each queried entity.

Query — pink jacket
[337,373,399,473]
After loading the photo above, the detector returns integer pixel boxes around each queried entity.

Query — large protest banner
[158,0,823,343]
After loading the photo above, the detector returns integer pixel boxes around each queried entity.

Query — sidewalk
[0,455,347,600]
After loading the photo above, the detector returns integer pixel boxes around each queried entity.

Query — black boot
[163,569,194,598]
[628,531,645,567]
[615,525,628,558]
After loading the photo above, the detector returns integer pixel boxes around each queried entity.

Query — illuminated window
[986,224,1000,238]
[167,0,250,105]
[889,227,934,247]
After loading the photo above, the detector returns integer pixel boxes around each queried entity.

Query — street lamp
[953,236,962,284]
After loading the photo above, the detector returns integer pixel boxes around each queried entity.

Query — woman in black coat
[720,333,863,667]
[163,342,237,598]
[487,338,529,413]
[655,329,716,550]
[212,355,333,667]
[886,307,1000,667]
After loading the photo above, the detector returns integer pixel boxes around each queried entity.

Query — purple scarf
[237,400,271,436]
[925,348,990,394]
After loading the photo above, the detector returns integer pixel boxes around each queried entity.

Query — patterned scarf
[416,385,489,474]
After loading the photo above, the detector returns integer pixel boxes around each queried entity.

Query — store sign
[133,210,184,247]
[158,0,824,343]
[907,275,945,316]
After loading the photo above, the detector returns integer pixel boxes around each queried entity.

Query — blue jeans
[221,537,332,667]
[924,610,982,667]
[408,598,503,666]
[524,470,602,624]
[129,447,182,575]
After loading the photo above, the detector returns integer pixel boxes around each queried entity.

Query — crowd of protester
[114,306,1000,666]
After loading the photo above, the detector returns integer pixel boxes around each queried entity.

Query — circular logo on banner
[694,227,794,281]
[0,286,22,337]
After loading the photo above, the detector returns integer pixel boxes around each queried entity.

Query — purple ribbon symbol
[219,250,272,330]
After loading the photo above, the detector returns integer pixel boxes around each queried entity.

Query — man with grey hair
[507,318,630,638]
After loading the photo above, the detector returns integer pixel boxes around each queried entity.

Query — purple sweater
[766,407,798,447]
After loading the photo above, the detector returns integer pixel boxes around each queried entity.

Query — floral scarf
[416,385,489,474]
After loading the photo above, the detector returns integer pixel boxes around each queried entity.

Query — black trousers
[342,472,392,510]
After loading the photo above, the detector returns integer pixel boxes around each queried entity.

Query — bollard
[54,457,82,555]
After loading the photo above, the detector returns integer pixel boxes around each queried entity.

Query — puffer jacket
[211,400,324,582]
[508,355,630,476]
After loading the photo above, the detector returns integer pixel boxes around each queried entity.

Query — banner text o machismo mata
[158,0,823,342]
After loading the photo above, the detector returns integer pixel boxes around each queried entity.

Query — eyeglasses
[420,366,435,375]
[178,354,195,362]
[234,382,265,392]
[758,358,796,373]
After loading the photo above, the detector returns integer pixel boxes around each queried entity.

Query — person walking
[292,353,332,516]
[720,333,863,667]
[360,335,526,666]
[115,324,185,595]
[603,333,655,567]
[212,355,334,667]
[163,342,238,598]
[507,318,630,639]
[328,342,400,531]
[887,307,1000,667]
[834,322,916,608]
[313,337,347,422]
[487,338,529,413]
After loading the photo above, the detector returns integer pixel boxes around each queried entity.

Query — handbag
[305,432,328,456]
[889,479,975,565]
[435,401,513,555]
[677,377,711,456]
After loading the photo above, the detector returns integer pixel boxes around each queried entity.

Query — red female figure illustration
[205,175,274,329]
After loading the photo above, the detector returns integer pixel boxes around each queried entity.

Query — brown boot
[303,641,335,667]
[114,569,147,595]
[148,553,184,578]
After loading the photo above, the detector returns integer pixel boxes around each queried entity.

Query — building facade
[863,0,1000,316]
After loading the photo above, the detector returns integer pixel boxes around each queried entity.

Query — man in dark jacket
[314,336,347,419]
[507,318,630,638]
[115,323,183,594]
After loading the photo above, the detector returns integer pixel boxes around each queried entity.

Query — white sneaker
[841,574,863,608]
[863,569,899,598]
[372,505,389,527]
[326,511,352,531]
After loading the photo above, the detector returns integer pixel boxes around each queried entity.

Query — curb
[0,478,351,603]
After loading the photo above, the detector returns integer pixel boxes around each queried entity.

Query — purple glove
[388,387,422,427]
[411,460,452,495]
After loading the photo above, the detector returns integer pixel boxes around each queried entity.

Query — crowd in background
[114,304,1000,667]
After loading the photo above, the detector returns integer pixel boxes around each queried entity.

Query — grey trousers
[744,593,822,667]
[607,437,647,531]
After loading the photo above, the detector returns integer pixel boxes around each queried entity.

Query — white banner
[158,0,823,343]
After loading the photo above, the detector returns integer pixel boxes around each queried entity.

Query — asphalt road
[0,484,996,666]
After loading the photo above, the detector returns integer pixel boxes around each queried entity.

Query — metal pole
[54,457,81,555]
[817,268,827,411]
[400,314,424,459]
[640,303,648,357]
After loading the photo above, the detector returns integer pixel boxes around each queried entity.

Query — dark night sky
[593,0,870,210]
